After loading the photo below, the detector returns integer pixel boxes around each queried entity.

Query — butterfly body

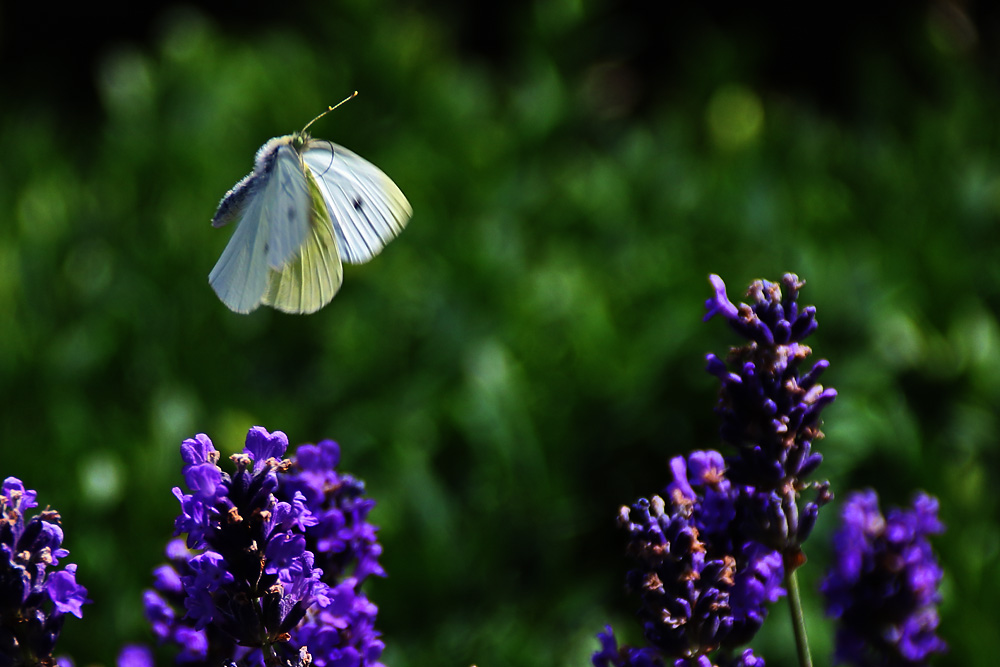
[209,126,411,314]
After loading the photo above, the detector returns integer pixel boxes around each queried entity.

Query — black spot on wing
[353,197,364,211]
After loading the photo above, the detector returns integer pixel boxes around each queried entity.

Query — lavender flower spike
[146,428,386,667]
[821,490,946,667]
[0,477,89,666]
[597,451,783,666]
[168,428,331,662]
[704,274,836,557]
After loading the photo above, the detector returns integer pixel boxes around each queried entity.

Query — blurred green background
[1,1,998,666]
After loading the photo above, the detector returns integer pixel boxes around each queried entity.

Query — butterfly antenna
[301,91,359,133]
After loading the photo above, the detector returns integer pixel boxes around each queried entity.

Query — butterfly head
[290,131,312,152]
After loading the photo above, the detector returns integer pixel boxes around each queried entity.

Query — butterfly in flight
[209,93,412,314]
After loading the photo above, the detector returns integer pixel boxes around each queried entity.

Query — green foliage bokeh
[1,3,998,666]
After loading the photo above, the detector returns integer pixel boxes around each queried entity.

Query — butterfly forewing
[263,142,313,270]
[302,140,412,265]
[208,175,276,313]
[211,173,254,228]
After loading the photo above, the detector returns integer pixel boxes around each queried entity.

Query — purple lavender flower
[172,427,328,652]
[717,649,766,667]
[145,428,385,667]
[599,451,782,665]
[704,274,836,556]
[596,275,841,667]
[664,452,786,645]
[273,439,385,666]
[143,538,241,665]
[592,627,765,667]
[592,626,665,667]
[638,452,785,652]
[821,490,946,667]
[276,440,385,587]
[117,645,154,667]
[0,477,89,667]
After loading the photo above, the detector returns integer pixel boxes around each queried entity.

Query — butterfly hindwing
[302,140,412,265]
[261,172,344,314]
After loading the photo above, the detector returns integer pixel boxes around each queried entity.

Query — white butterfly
[209,95,412,314]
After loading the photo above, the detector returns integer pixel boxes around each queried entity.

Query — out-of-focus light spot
[157,6,211,64]
[875,311,925,370]
[17,177,70,243]
[97,47,154,116]
[513,57,565,137]
[79,454,124,507]
[151,386,200,454]
[706,84,764,150]
[466,338,512,396]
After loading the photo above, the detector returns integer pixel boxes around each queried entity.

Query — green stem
[786,563,813,667]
